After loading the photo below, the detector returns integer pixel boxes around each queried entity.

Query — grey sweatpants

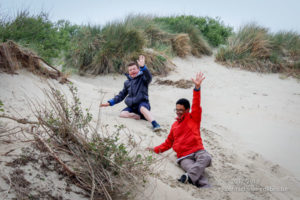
[179,150,212,187]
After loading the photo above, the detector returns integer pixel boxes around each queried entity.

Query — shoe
[178,173,190,184]
[153,124,161,132]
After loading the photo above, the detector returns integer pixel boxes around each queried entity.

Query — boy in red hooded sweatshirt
[146,72,212,188]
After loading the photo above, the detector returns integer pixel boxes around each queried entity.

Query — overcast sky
[1,0,299,33]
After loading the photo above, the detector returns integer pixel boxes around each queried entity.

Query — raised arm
[137,55,152,84]
[190,72,205,124]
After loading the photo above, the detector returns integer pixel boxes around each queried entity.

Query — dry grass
[0,83,154,200]
[171,34,191,58]
[142,50,173,76]
[188,27,212,57]
[0,41,68,83]
[144,25,172,47]
[155,78,194,89]
[170,29,212,58]
[216,24,300,77]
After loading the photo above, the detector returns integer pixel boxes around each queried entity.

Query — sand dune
[1,56,300,199]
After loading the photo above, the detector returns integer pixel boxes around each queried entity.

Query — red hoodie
[154,89,204,158]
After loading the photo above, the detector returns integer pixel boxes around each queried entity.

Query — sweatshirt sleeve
[190,88,202,124]
[140,65,152,84]
[154,129,174,154]
[108,82,128,106]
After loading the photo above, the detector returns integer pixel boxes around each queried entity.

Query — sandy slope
[1,55,300,200]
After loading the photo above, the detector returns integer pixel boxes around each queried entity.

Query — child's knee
[120,111,128,118]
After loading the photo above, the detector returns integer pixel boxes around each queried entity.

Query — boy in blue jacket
[101,55,161,131]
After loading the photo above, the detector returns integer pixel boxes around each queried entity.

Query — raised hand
[191,72,205,89]
[137,55,145,67]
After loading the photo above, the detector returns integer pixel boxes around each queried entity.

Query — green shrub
[64,25,102,73]
[154,15,233,47]
[0,10,78,64]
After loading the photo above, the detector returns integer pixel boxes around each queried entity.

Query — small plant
[0,100,4,112]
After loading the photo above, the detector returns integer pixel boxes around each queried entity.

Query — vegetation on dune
[1,12,233,76]
[0,11,79,63]
[0,84,154,199]
[216,23,300,77]
[0,40,68,83]
[154,15,233,47]
[1,10,299,78]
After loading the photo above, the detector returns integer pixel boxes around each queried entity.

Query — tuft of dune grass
[216,23,300,77]
[171,34,191,58]
[187,26,212,57]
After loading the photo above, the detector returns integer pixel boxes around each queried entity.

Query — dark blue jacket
[108,65,152,108]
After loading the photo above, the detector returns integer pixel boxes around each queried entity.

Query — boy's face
[128,64,139,78]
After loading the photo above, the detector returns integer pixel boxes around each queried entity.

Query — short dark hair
[176,98,190,109]
[127,62,138,68]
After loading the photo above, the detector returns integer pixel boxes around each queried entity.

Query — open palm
[137,55,145,67]
[191,72,205,89]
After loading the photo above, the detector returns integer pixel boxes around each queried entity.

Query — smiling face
[175,104,189,118]
[128,64,139,78]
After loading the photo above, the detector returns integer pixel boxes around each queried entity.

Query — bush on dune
[1,11,231,76]
[187,26,212,57]
[154,15,233,47]
[155,17,213,57]
[216,23,300,77]
[0,83,153,199]
[171,34,191,58]
[0,11,78,64]
[65,18,171,75]
[271,31,300,61]
[64,25,102,74]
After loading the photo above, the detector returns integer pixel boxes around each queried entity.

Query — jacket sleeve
[154,129,174,154]
[108,82,128,106]
[140,65,152,84]
[190,88,202,125]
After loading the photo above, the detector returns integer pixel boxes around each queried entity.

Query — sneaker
[153,124,161,132]
[178,173,189,184]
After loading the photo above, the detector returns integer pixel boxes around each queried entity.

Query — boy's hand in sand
[146,147,154,152]
[137,55,145,67]
[100,102,110,107]
[191,72,205,90]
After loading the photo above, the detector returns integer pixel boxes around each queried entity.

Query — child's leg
[120,107,141,120]
[139,102,160,130]
[139,106,154,122]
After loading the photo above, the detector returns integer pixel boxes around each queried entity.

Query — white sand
[1,56,300,199]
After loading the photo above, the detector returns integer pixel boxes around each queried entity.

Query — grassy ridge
[1,11,299,78]
[0,11,79,63]
[64,15,227,75]
[1,12,231,75]
[216,23,300,77]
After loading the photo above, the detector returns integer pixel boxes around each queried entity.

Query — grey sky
[1,0,299,33]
